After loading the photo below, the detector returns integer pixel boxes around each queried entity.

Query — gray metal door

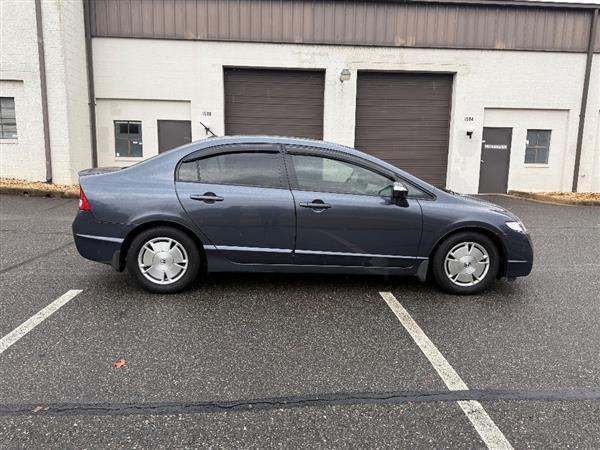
[478,127,512,193]
[158,120,192,153]
[224,68,324,139]
[354,72,453,187]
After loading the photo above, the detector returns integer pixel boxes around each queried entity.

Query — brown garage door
[355,72,453,187]
[224,68,324,139]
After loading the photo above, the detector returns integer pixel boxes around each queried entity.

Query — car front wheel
[126,226,201,293]
[432,231,500,295]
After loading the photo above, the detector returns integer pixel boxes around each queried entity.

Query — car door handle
[190,193,224,203]
[299,200,331,209]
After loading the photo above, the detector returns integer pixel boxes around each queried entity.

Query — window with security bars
[114,121,143,158]
[525,129,551,164]
[0,97,17,139]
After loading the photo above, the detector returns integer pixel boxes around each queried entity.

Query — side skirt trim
[204,244,426,261]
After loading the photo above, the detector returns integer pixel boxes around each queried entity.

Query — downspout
[572,8,598,192]
[35,0,52,183]
[83,0,98,168]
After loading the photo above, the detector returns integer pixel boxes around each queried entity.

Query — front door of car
[175,144,295,264]
[285,149,423,267]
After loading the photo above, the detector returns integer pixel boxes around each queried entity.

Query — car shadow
[91,263,523,305]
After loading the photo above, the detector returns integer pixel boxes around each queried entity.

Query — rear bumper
[72,211,125,270]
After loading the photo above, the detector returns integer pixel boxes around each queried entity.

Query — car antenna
[199,121,217,137]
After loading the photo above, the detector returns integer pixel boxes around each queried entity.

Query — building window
[0,97,17,139]
[114,121,142,158]
[525,129,551,164]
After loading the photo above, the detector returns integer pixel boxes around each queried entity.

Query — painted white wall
[0,0,91,185]
[92,38,597,193]
[593,111,600,192]
[95,99,191,167]
[483,109,570,192]
[41,0,92,184]
[0,0,46,182]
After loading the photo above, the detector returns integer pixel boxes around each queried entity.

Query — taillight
[79,187,91,211]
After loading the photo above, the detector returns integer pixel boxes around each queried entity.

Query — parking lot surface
[0,194,599,448]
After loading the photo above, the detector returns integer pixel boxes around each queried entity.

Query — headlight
[506,221,526,233]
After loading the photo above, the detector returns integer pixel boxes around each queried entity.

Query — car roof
[198,135,351,151]
[191,135,390,167]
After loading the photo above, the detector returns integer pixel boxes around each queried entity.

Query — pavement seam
[1,389,600,417]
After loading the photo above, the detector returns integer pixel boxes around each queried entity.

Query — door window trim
[176,143,287,189]
[283,145,435,200]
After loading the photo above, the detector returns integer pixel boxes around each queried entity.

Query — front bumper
[72,211,126,270]
[502,230,534,278]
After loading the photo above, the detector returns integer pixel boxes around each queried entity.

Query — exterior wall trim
[573,8,599,192]
[83,0,98,169]
[88,0,599,54]
[34,0,52,182]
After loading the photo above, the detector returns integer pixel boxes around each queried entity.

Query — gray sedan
[72,136,533,294]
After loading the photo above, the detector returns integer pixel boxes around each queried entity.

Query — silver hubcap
[138,237,188,285]
[444,241,490,287]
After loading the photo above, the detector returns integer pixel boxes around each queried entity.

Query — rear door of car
[284,146,424,268]
[175,144,295,264]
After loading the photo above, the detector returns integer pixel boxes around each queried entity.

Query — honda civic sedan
[72,136,533,295]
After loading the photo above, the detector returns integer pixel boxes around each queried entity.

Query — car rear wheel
[127,227,200,293]
[432,231,500,295]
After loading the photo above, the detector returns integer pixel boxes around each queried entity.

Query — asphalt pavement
[0,193,599,448]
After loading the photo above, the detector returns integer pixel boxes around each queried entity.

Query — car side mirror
[392,181,408,200]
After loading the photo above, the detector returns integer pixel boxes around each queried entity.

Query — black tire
[431,231,500,295]
[126,226,201,294]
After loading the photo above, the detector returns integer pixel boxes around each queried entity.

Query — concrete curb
[508,190,600,206]
[0,186,78,199]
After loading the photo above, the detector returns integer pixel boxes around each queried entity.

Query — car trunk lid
[78,167,122,177]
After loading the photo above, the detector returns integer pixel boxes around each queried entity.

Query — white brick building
[1,0,599,193]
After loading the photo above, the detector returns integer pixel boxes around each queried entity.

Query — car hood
[445,191,520,221]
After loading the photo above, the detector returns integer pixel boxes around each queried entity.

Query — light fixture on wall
[466,126,475,139]
[339,69,351,82]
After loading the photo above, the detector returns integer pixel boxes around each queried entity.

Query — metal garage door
[224,68,324,139]
[354,72,453,187]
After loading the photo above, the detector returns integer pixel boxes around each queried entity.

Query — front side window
[0,97,17,139]
[114,121,143,158]
[178,151,282,188]
[525,129,551,164]
[291,154,393,196]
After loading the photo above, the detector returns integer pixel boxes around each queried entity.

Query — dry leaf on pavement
[113,358,126,369]
[32,405,49,413]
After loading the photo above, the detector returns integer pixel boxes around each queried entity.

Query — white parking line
[0,289,82,355]
[379,291,513,450]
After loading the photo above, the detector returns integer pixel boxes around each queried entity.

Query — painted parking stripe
[379,292,512,450]
[0,290,82,355]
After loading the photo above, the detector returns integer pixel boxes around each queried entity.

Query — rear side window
[178,152,283,188]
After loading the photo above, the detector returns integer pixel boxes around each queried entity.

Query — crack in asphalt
[0,242,73,275]
[41,199,74,212]
[2,389,600,417]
